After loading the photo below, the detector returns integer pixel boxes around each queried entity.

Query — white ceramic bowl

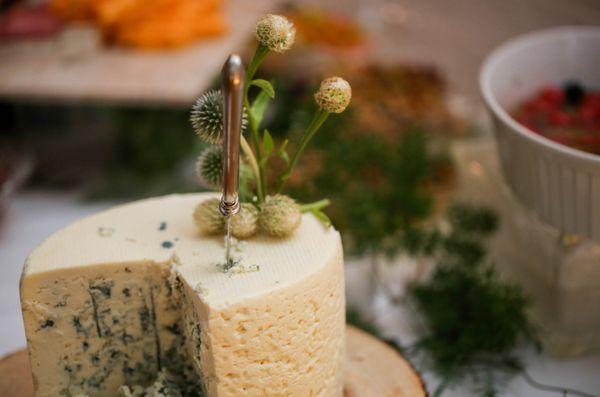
[480,26,600,240]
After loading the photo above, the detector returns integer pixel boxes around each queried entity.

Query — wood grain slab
[0,0,278,106]
[344,326,427,397]
[0,348,34,397]
[0,326,426,396]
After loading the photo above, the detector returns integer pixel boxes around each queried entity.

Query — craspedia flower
[314,77,352,113]
[196,146,223,190]
[231,203,259,239]
[190,90,247,144]
[193,198,224,235]
[259,194,301,237]
[255,14,296,53]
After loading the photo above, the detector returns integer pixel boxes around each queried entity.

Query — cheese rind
[20,193,345,397]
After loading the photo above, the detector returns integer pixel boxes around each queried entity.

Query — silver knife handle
[220,54,245,217]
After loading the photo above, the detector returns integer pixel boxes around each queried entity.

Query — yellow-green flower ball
[193,198,224,235]
[231,203,259,239]
[256,14,296,53]
[259,195,301,237]
[314,76,352,113]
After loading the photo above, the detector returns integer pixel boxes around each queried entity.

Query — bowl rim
[479,25,600,164]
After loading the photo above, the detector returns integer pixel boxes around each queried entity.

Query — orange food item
[116,10,225,48]
[50,0,95,21]
[92,0,142,27]
[288,7,365,48]
[49,0,226,48]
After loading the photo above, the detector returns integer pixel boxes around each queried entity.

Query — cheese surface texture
[20,193,345,397]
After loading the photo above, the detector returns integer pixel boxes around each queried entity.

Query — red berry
[520,121,538,133]
[540,86,564,106]
[576,134,600,145]
[514,85,600,153]
[580,105,597,122]
[549,111,572,127]
[515,114,529,124]
[551,135,571,146]
[586,93,600,106]
[523,101,537,114]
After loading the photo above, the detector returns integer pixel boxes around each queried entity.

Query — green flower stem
[258,153,268,200]
[245,45,269,152]
[240,135,264,202]
[244,95,262,165]
[243,44,270,202]
[299,198,331,213]
[243,95,268,198]
[246,44,269,86]
[277,109,330,193]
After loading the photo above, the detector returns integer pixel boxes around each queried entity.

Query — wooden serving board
[0,326,426,396]
[344,326,427,397]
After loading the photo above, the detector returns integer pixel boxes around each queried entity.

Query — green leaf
[250,90,271,128]
[250,79,275,98]
[239,163,255,202]
[277,139,290,166]
[262,129,274,157]
[259,129,275,169]
[311,209,331,227]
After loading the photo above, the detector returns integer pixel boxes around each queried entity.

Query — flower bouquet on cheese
[191,14,351,239]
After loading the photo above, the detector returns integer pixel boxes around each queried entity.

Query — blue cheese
[22,263,195,396]
[21,193,345,397]
[118,369,188,397]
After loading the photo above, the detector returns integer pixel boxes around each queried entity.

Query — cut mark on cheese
[88,286,103,338]
[149,287,162,371]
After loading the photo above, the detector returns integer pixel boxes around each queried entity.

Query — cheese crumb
[97,227,114,237]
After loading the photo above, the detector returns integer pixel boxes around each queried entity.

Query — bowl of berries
[480,26,600,240]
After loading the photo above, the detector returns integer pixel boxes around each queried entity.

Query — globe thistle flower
[255,14,296,53]
[314,77,352,113]
[259,194,301,237]
[193,198,224,235]
[190,90,247,144]
[231,203,259,239]
[190,90,222,144]
[196,146,223,190]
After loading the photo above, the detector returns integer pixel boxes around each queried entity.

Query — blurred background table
[0,0,276,105]
[2,0,599,106]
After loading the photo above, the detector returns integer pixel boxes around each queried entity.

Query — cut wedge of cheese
[20,193,345,397]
